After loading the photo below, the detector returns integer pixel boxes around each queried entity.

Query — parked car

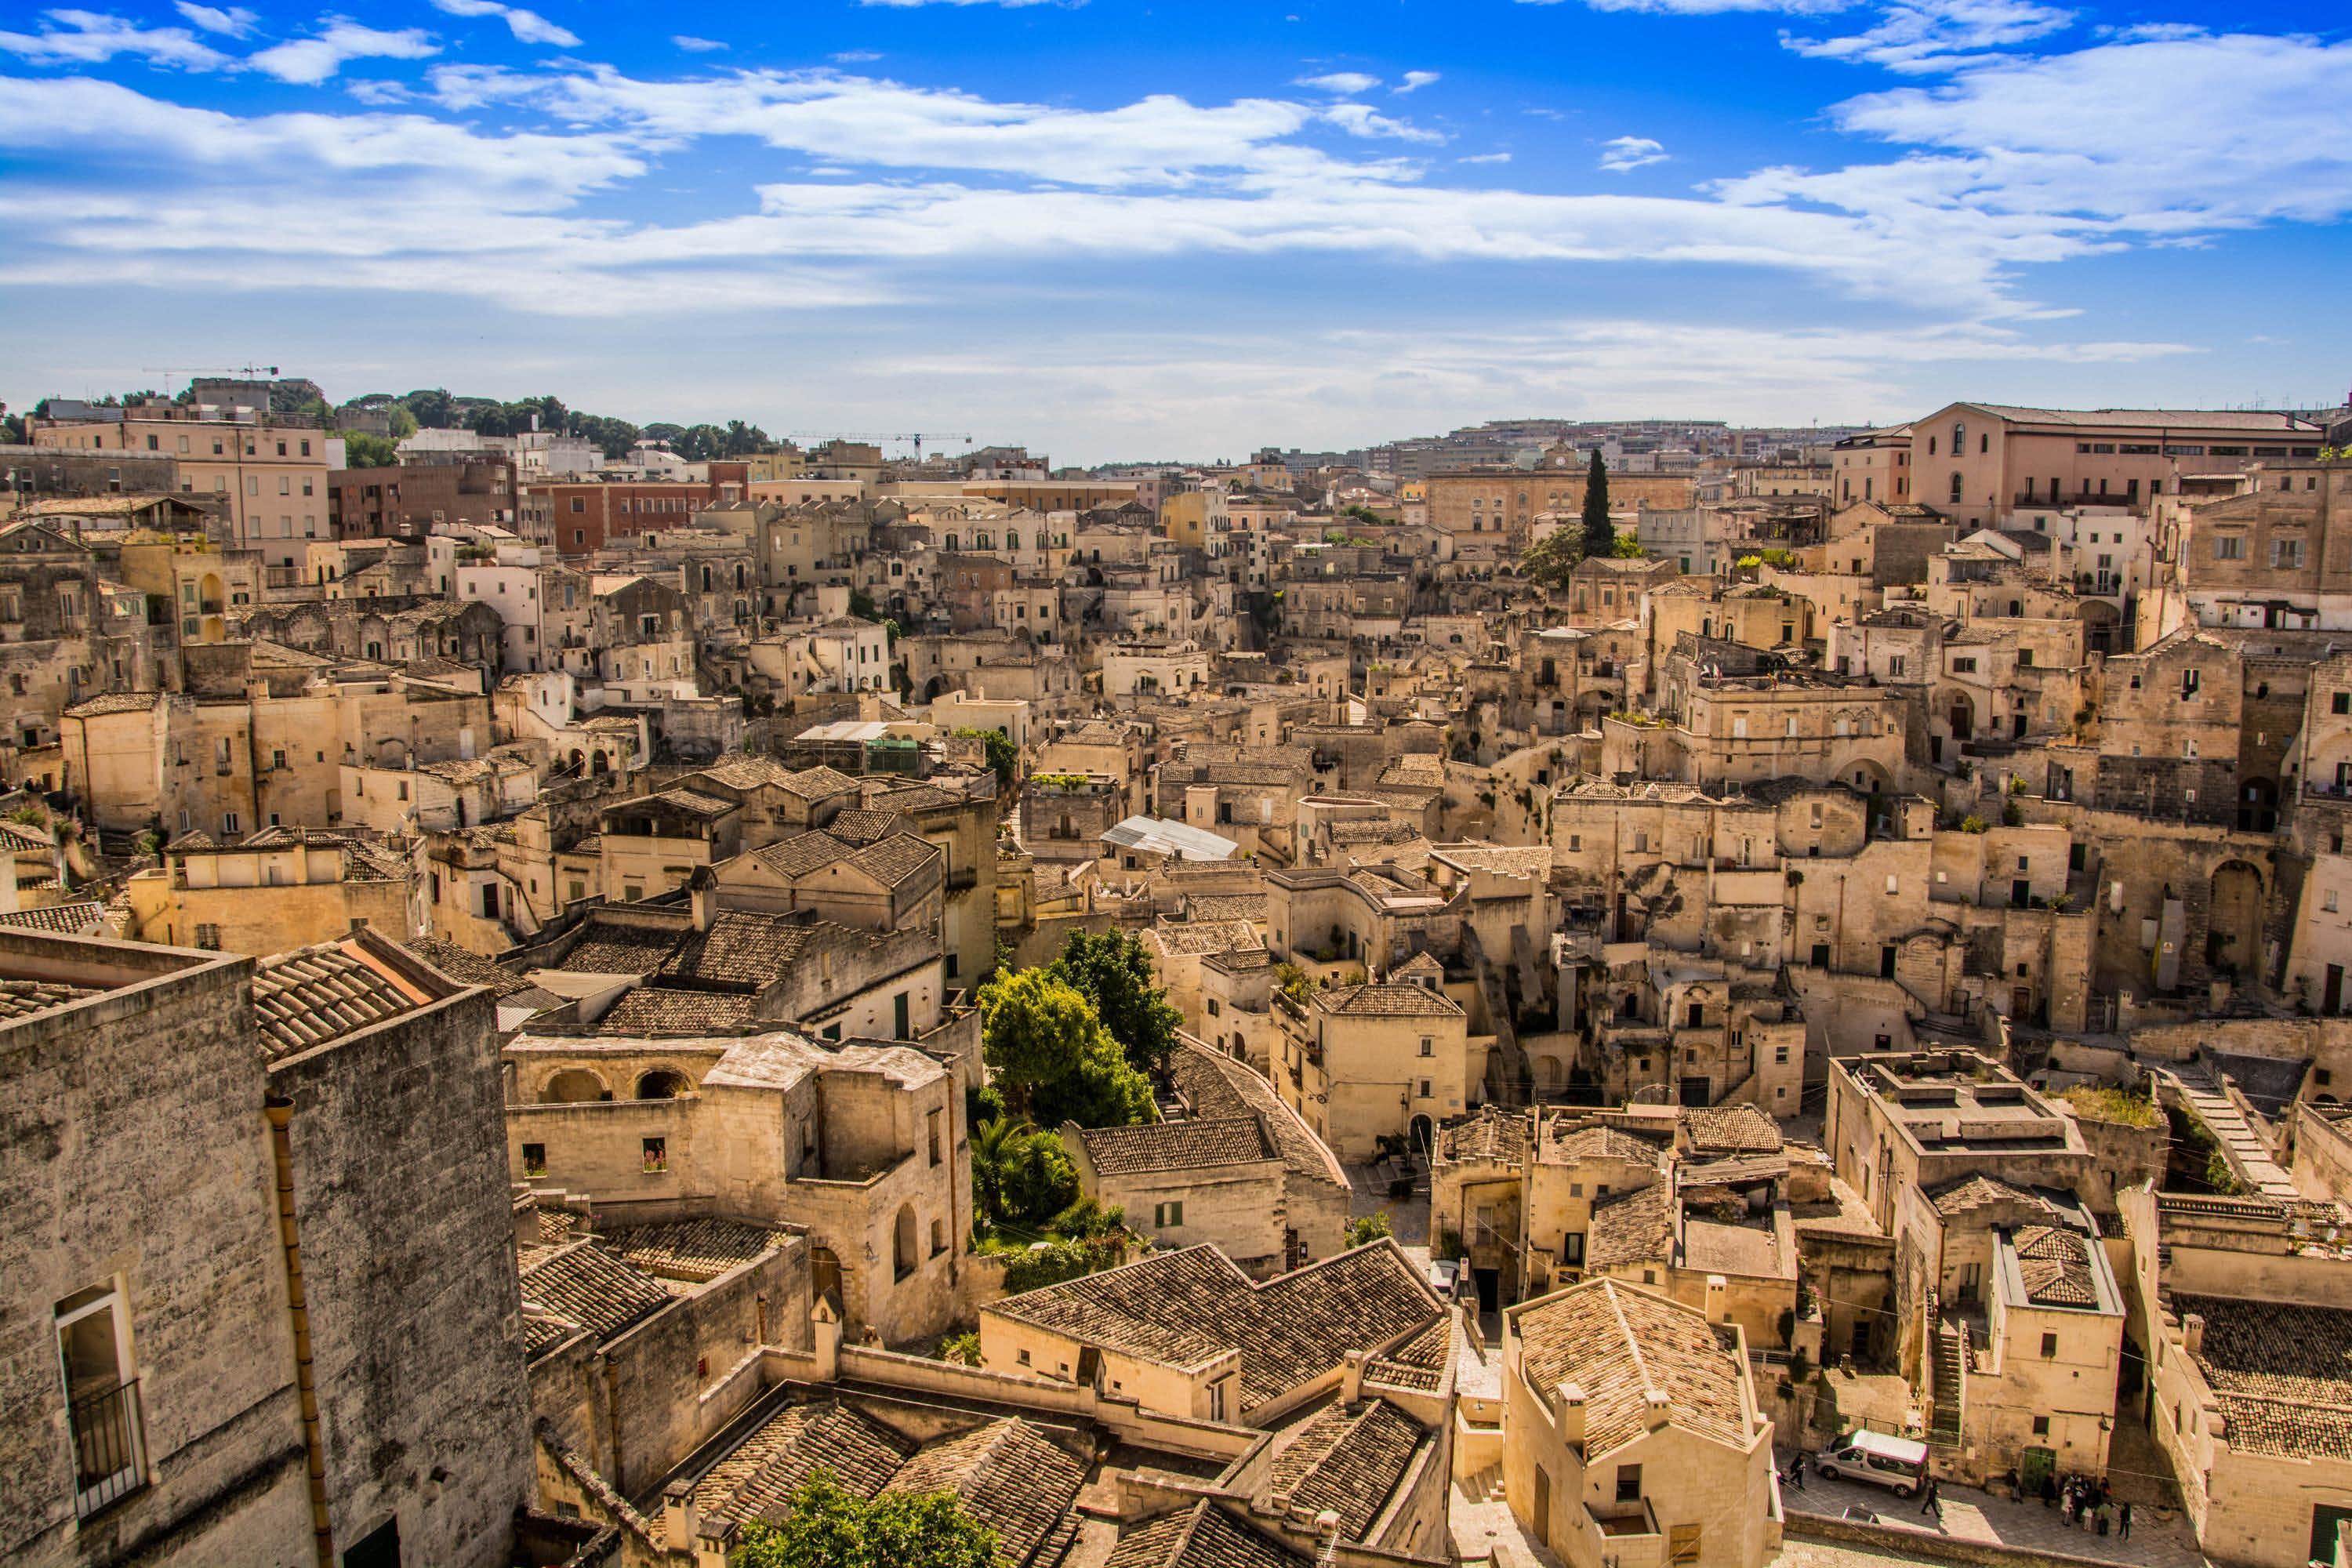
[1815,1431,1929,1497]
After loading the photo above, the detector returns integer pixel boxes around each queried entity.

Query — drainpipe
[264,1097,336,1568]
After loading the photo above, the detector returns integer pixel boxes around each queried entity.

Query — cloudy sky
[0,0,2345,461]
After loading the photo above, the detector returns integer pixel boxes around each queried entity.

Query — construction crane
[789,430,975,462]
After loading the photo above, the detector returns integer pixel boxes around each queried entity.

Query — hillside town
[11,381,2352,1568]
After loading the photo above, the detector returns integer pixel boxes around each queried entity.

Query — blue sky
[0,0,2346,462]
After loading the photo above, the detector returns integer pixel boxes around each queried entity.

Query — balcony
[68,1377,147,1519]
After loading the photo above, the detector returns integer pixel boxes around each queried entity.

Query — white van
[1815,1431,1929,1497]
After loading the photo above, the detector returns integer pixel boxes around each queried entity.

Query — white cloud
[0,9,230,69]
[1784,0,2072,72]
[1395,70,1439,93]
[173,3,258,35]
[673,35,727,53]
[833,49,881,63]
[1458,151,1512,164]
[1321,102,1443,144]
[1599,135,1667,171]
[428,0,579,49]
[1294,71,1379,94]
[249,19,440,83]
[345,78,414,103]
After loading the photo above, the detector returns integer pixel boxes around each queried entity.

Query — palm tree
[969,1116,1029,1225]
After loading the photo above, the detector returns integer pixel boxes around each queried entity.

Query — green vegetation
[934,1330,981,1367]
[1958,814,1990,833]
[1610,533,1646,558]
[2057,1085,2162,1128]
[1049,928,1181,1081]
[978,968,1156,1128]
[1581,449,1614,557]
[1345,1212,1394,1248]
[339,431,400,468]
[952,726,1018,789]
[1520,526,1581,590]
[1273,960,1312,1005]
[735,1471,996,1568]
[970,1114,1080,1228]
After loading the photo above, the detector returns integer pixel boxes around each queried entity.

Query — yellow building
[33,412,332,568]
[125,826,421,955]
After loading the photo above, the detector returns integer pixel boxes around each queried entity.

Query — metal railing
[69,1378,147,1518]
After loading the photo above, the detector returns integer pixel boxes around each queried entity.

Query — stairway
[1461,1464,1508,1504]
[2169,1065,2298,1196]
[1929,1325,1964,1448]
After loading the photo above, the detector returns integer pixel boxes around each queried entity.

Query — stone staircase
[1461,1464,1508,1504]
[2168,1064,2297,1197]
[1929,1324,1964,1449]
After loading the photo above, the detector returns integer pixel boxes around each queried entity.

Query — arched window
[543,1068,610,1104]
[1950,472,1965,504]
[1952,420,1966,452]
[635,1069,689,1100]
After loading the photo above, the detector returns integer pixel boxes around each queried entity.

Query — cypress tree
[1581,448,1614,557]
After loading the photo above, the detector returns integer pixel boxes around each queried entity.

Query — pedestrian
[1920,1477,1941,1519]
[2120,1502,2133,1542]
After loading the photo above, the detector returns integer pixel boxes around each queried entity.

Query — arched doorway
[811,1246,842,1305]
[2207,861,2264,978]
[542,1068,609,1104]
[892,1205,919,1281]
[635,1069,689,1100]
[1408,1114,1435,1163]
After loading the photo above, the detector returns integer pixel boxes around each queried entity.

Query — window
[2040,1331,2059,1358]
[1153,1200,1185,1228]
[1616,1465,1642,1503]
[2214,534,2245,561]
[927,1109,942,1166]
[1417,1078,1434,1098]
[642,1137,667,1173]
[1671,1526,1703,1565]
[2032,1416,2051,1437]
[521,1142,546,1176]
[1419,1036,1434,1057]
[2276,538,2306,569]
[56,1284,146,1519]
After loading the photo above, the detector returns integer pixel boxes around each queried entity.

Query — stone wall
[270,982,535,1568]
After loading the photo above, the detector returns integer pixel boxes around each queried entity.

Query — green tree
[341,431,400,468]
[1611,533,1646,558]
[737,1471,996,1568]
[1050,928,1181,1080]
[399,387,458,428]
[953,727,1018,789]
[1519,527,1581,590]
[1000,1127,1080,1222]
[1345,1211,1393,1248]
[978,970,1154,1127]
[1581,449,1614,558]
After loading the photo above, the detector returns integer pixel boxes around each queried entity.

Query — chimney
[2183,1312,2205,1357]
[691,874,716,932]
[1556,1381,1588,1446]
[661,1481,698,1552]
[1644,1389,1672,1432]
[1341,1348,1367,1404]
[1706,1272,1730,1324]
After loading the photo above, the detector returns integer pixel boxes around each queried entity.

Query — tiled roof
[560,919,688,974]
[1515,1279,1751,1457]
[2173,1294,2352,1460]
[0,977,103,1022]
[1078,1116,1272,1175]
[597,987,757,1034]
[823,808,906,845]
[62,691,159,719]
[1587,1183,1674,1271]
[2012,1225,2098,1308]
[399,934,535,998]
[1930,1172,2061,1219]
[850,831,944,888]
[881,1417,1086,1566]
[1186,894,1269,924]
[1167,1039,1348,1197]
[1680,1103,1781,1155]
[1105,1503,1304,1568]
[605,1217,794,1283]
[1315,982,1461,1019]
[1546,1121,1667,1167]
[517,1240,672,1352]
[1444,1108,1531,1164]
[656,910,819,987]
[693,1399,913,1527]
[252,940,428,1056]
[0,901,104,936]
[1150,919,1265,958]
[987,1242,1438,1415]
[1364,1314,1454,1393]
[1266,1399,1425,1538]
